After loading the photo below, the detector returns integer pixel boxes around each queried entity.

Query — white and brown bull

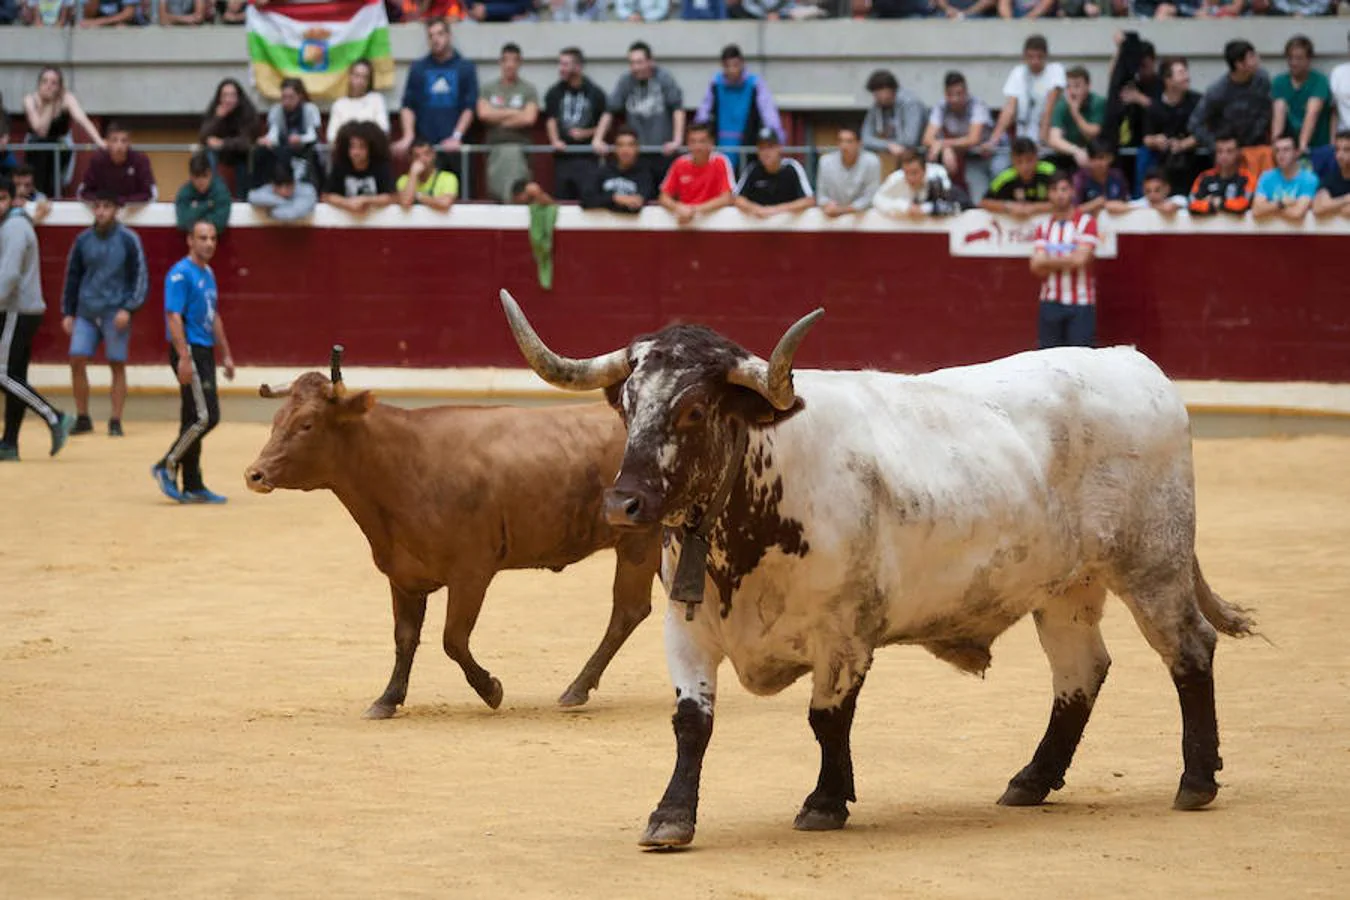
[500,291,1254,848]
[244,348,660,717]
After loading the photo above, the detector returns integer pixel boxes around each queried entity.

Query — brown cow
[244,351,660,718]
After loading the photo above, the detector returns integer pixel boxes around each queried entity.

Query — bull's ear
[726,387,805,430]
[337,390,375,417]
[603,380,626,410]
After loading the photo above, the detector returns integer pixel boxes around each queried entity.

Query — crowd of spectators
[2,0,1349,24]
[3,19,1350,228]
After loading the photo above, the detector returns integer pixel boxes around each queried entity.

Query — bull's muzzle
[244,466,275,494]
[604,486,660,528]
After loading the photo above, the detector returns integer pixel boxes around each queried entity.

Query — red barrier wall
[29,216,1350,382]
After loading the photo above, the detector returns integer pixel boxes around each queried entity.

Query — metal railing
[18,140,824,201]
[17,138,1220,202]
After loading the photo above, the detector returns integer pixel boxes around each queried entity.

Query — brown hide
[247,374,660,714]
[331,403,630,585]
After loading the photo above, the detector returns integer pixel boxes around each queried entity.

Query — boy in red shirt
[659,123,735,225]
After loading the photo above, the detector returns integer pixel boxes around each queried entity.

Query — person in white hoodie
[0,177,75,460]
[873,150,959,218]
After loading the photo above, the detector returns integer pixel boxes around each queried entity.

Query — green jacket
[174,176,232,235]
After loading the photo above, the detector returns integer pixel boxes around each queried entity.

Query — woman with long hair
[23,67,105,199]
[200,78,260,200]
[322,120,394,214]
[326,59,389,143]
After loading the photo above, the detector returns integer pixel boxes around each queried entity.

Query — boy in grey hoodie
[0,177,75,460]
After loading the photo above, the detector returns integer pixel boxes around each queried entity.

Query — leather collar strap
[669,424,749,621]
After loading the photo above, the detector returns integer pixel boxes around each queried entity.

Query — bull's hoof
[481,677,504,710]
[363,701,398,720]
[997,782,1051,807]
[639,810,695,848]
[997,767,1061,807]
[793,804,849,832]
[556,684,591,708]
[1173,774,1219,811]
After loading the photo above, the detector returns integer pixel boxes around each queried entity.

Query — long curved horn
[259,383,292,398]
[330,344,345,386]
[499,289,631,391]
[726,308,825,411]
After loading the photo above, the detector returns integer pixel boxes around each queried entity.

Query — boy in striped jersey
[1030,171,1099,350]
[151,220,236,504]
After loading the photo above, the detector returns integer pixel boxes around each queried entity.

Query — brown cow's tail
[1193,556,1257,638]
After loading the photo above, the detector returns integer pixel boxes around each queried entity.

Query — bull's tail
[1193,556,1257,638]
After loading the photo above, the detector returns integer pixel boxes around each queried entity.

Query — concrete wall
[3,20,1346,120]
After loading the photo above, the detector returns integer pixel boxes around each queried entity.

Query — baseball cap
[755,127,780,146]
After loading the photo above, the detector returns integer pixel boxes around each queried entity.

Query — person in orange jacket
[1189,133,1257,216]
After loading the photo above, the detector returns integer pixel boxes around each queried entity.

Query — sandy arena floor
[1,421,1347,898]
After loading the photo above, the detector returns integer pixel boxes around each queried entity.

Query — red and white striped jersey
[1034,214,1099,306]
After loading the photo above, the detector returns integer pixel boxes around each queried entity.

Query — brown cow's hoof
[556,685,591,708]
[997,783,1051,807]
[363,702,398,720]
[482,677,504,710]
[1173,775,1218,811]
[639,812,695,848]
[794,805,849,831]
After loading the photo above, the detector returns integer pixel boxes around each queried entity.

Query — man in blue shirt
[1252,135,1318,223]
[152,220,236,504]
[394,18,478,180]
[61,192,147,437]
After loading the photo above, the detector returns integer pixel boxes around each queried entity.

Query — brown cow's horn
[726,308,824,411]
[499,289,631,391]
[330,344,345,385]
[259,382,292,398]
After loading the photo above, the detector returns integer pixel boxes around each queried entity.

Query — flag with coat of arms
[246,0,394,102]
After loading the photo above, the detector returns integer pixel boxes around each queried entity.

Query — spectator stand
[5,20,1348,123]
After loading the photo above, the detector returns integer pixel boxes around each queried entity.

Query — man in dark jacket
[61,193,148,436]
[75,122,156,204]
[582,128,654,214]
[1143,57,1202,198]
[394,18,478,178]
[1190,40,1274,176]
[174,152,231,236]
[544,47,607,202]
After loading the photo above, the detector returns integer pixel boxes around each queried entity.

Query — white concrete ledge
[28,365,1350,417]
[36,200,1350,237]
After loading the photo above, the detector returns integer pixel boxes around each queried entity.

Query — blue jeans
[69,315,131,363]
[1133,146,1156,199]
[207,149,251,201]
[1038,302,1096,349]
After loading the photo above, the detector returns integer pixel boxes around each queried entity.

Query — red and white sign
[949,210,1118,259]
